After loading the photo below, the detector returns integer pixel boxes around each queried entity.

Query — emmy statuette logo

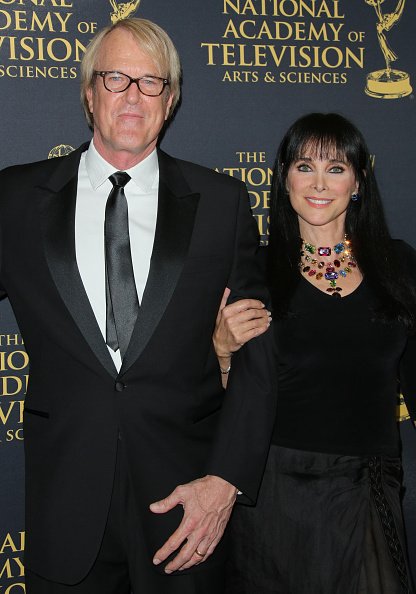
[365,0,412,99]
[48,145,75,159]
[397,394,410,422]
[109,0,141,24]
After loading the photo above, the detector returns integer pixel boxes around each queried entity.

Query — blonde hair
[80,18,181,128]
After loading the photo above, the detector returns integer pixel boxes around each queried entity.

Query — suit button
[115,381,125,392]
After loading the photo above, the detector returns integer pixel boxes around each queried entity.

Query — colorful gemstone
[325,272,338,280]
[318,247,331,256]
[300,237,354,296]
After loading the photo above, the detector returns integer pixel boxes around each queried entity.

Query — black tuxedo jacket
[0,145,276,584]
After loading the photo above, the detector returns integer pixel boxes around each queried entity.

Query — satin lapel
[37,147,118,379]
[120,152,200,374]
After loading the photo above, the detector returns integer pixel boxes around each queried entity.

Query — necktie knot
[109,171,131,189]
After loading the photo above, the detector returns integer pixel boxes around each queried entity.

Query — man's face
[87,28,173,168]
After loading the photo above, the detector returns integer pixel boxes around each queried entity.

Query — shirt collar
[85,141,159,192]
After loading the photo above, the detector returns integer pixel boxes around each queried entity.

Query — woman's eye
[297,164,311,172]
[329,166,344,173]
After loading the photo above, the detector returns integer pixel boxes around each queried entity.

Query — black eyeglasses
[94,71,170,96]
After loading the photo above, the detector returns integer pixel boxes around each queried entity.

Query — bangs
[281,113,367,173]
[294,136,351,163]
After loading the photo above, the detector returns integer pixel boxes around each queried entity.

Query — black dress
[226,245,416,594]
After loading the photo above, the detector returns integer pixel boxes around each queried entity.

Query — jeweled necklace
[299,235,356,298]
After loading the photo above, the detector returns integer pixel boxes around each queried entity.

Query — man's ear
[164,93,174,121]
[86,86,94,114]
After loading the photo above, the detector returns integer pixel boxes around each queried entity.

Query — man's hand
[149,475,237,573]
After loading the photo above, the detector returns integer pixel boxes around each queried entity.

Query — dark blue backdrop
[0,1,415,589]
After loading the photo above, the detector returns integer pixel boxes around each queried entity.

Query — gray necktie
[105,171,139,358]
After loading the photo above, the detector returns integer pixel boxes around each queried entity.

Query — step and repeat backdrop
[0,0,415,589]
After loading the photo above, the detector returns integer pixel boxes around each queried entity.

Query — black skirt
[226,445,414,594]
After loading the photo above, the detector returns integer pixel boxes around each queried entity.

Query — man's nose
[125,81,143,104]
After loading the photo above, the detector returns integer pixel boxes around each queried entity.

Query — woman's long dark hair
[268,112,416,330]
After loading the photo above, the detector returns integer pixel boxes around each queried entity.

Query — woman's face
[286,147,358,236]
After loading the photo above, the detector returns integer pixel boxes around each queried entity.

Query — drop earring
[351,192,360,202]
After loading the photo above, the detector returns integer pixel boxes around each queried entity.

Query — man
[0,18,274,593]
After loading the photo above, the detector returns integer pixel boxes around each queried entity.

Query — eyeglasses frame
[94,70,170,97]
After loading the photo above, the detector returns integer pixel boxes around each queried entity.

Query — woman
[214,113,416,593]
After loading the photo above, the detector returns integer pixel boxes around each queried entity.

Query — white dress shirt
[75,141,159,371]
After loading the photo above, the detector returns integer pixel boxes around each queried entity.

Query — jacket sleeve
[206,182,277,504]
[400,334,416,423]
[0,169,9,300]
[397,240,416,423]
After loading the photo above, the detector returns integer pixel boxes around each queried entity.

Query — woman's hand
[213,288,271,360]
